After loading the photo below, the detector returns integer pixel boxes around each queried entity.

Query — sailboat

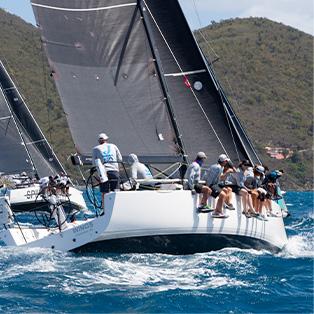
[0,0,287,253]
[0,60,87,213]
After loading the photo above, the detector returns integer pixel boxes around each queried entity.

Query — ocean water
[0,191,312,313]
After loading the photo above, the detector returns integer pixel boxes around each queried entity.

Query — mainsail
[31,0,261,168]
[0,60,65,178]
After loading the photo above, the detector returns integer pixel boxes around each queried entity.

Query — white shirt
[92,142,122,172]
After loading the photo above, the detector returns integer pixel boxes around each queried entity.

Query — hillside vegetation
[0,10,312,190]
[194,18,313,190]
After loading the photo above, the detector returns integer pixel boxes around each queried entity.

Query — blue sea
[0,191,313,313]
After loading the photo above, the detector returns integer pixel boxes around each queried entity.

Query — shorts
[99,171,120,193]
[194,183,204,194]
[256,187,267,201]
[226,184,242,195]
[209,184,222,198]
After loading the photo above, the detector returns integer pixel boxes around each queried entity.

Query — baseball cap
[242,160,252,166]
[196,152,207,159]
[218,154,228,162]
[98,133,108,141]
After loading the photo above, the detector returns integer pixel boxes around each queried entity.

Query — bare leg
[247,193,255,211]
[251,191,258,210]
[200,186,212,206]
[264,199,272,211]
[239,189,248,211]
[215,191,226,214]
[223,187,232,204]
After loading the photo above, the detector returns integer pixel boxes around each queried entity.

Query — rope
[142,0,229,156]
[185,1,245,162]
[151,162,185,179]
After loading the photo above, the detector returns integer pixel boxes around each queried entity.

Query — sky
[0,0,313,35]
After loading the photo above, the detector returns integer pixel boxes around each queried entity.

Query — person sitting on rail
[224,160,257,218]
[183,152,213,213]
[202,154,235,218]
[244,165,267,219]
[59,172,72,194]
[219,159,237,210]
[261,168,284,217]
[38,175,54,195]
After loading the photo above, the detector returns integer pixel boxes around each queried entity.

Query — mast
[138,0,188,167]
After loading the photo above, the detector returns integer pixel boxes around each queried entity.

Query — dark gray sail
[31,0,260,168]
[0,87,33,175]
[0,60,65,178]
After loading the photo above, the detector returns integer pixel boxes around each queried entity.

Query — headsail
[0,60,65,178]
[31,0,261,168]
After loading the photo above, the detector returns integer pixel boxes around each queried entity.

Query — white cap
[196,152,207,159]
[218,154,228,162]
[98,133,108,141]
[255,165,265,174]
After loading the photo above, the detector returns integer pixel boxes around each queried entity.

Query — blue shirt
[202,163,223,186]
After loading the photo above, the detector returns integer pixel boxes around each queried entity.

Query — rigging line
[142,0,228,156]
[194,36,242,161]
[187,1,242,161]
[40,39,53,146]
[189,0,219,62]
[139,3,186,157]
[217,61,255,152]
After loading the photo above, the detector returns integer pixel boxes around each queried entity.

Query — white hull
[7,185,87,212]
[0,217,106,251]
[0,190,287,254]
[74,190,288,254]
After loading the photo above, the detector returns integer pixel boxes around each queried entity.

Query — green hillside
[195,18,313,190]
[0,10,312,190]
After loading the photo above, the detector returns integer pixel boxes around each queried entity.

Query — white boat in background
[0,60,87,212]
[7,185,86,213]
[0,0,288,254]
[0,195,102,251]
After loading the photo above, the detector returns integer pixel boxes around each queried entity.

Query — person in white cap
[92,133,122,215]
[183,152,213,213]
[225,160,257,218]
[244,165,268,219]
[202,154,235,218]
